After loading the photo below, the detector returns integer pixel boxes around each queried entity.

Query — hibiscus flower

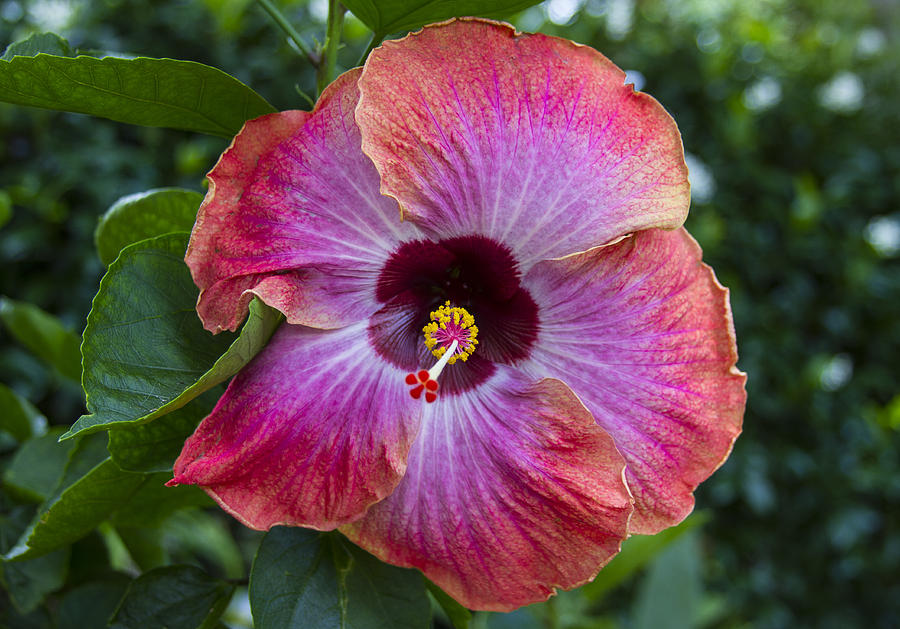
[169,18,746,611]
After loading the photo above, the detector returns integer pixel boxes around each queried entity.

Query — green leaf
[343,0,543,37]
[115,527,168,571]
[250,528,430,629]
[0,51,275,137]
[0,548,69,614]
[65,233,280,440]
[582,512,710,601]
[107,391,218,473]
[109,474,212,528]
[163,510,245,579]
[0,503,31,555]
[95,188,204,266]
[57,578,132,629]
[0,383,45,442]
[1,32,72,60]
[632,532,703,629]
[426,579,471,629]
[0,590,52,629]
[0,503,69,614]
[0,297,82,382]
[5,442,147,561]
[2,428,75,503]
[108,565,235,629]
[53,432,111,492]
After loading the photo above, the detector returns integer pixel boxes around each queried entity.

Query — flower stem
[255,0,318,66]
[317,0,346,95]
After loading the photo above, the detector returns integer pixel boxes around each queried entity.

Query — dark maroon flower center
[368,235,539,394]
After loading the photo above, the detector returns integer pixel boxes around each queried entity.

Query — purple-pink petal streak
[170,322,421,530]
[342,368,633,611]
[186,68,418,333]
[523,228,746,533]
[355,18,690,269]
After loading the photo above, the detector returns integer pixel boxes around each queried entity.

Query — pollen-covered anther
[423,301,479,364]
[405,302,478,403]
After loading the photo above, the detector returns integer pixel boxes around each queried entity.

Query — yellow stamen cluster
[422,301,479,365]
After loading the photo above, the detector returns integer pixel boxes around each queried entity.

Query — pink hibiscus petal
[342,368,633,611]
[170,322,421,530]
[356,19,689,269]
[523,228,746,534]
[186,68,418,333]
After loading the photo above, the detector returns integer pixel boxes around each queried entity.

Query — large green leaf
[426,580,471,629]
[109,474,212,528]
[632,532,703,629]
[116,526,168,571]
[1,32,72,60]
[53,432,111,491]
[0,504,69,615]
[581,512,709,601]
[342,0,543,37]
[65,233,281,440]
[0,383,45,442]
[5,462,146,562]
[0,48,275,137]
[108,565,234,629]
[5,436,147,562]
[95,188,204,266]
[0,297,82,382]
[250,528,430,629]
[2,428,75,503]
[0,591,52,629]
[164,510,245,579]
[106,391,218,473]
[57,578,132,629]
[0,549,69,614]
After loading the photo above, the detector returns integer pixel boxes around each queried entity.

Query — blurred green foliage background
[1,0,898,627]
